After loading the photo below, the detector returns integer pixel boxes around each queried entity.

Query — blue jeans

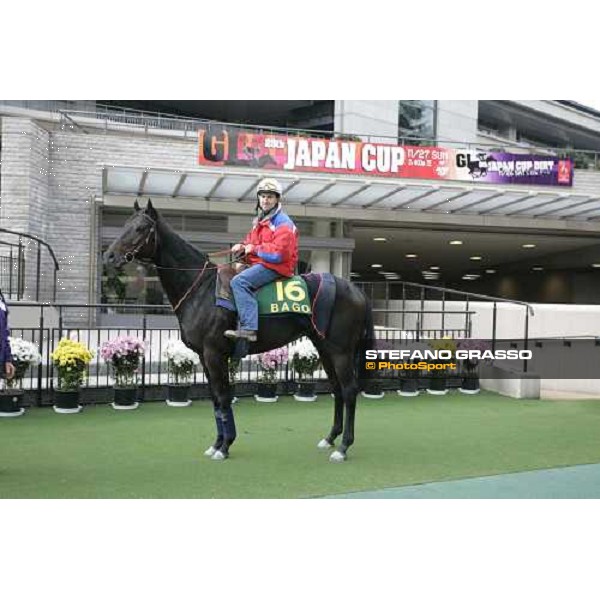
[230,264,280,331]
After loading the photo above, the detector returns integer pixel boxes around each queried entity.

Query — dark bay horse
[104,200,374,462]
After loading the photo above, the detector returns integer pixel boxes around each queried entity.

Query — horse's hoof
[204,445,217,457]
[329,450,346,463]
[211,450,228,461]
[317,438,333,449]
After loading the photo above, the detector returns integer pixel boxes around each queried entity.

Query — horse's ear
[133,199,140,211]
[146,199,158,221]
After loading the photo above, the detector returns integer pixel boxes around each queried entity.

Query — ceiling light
[429,266,440,270]
[373,237,387,242]
[592,264,600,268]
[470,256,482,261]
[405,253,418,258]
[371,264,382,268]
[532,266,544,271]
[485,269,496,274]
[449,240,463,245]
[522,244,536,249]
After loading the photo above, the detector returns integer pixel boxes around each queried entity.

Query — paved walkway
[326,463,600,498]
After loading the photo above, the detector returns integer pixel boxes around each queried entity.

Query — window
[398,100,437,145]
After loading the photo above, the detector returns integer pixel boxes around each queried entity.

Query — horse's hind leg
[329,354,359,463]
[204,350,237,461]
[314,346,344,450]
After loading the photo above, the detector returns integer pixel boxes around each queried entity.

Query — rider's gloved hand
[244,244,255,255]
[231,243,244,254]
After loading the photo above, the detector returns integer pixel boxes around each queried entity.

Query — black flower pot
[460,375,481,394]
[166,384,192,407]
[427,376,448,395]
[398,378,420,396]
[255,382,278,402]
[53,389,82,413]
[0,389,25,417]
[112,386,139,410]
[361,380,385,399]
[294,381,317,402]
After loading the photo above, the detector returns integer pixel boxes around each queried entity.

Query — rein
[126,213,242,312]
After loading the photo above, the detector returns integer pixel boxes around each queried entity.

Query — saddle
[216,264,241,309]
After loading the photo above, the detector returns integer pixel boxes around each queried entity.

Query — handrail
[0,227,60,301]
[358,279,535,316]
[2,100,597,159]
[53,107,595,161]
[0,228,60,272]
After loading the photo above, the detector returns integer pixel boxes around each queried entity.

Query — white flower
[8,337,42,365]
[162,339,200,367]
[290,337,318,361]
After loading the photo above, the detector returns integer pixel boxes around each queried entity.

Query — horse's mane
[155,213,213,268]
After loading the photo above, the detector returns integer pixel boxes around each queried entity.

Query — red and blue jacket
[241,204,299,277]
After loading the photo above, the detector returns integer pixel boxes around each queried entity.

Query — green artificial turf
[3,392,600,498]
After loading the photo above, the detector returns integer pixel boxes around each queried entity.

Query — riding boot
[224,329,257,342]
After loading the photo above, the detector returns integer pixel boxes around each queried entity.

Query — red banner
[198,126,573,186]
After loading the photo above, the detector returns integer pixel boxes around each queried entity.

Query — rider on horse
[224,178,299,342]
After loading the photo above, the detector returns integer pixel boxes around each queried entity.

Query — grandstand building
[2,99,600,307]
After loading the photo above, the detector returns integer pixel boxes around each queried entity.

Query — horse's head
[103,199,159,269]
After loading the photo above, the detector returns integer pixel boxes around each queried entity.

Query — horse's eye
[135,225,145,233]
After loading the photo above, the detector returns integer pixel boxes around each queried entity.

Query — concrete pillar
[435,101,479,147]
[310,220,332,273]
[334,100,398,142]
[227,215,251,241]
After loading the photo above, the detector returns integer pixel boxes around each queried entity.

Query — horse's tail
[357,293,376,389]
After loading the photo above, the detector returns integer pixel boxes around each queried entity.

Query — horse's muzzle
[103,250,126,268]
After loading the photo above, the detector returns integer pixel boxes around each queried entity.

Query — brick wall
[2,118,199,304]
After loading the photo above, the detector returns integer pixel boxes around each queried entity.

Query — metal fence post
[36,244,41,301]
[141,314,147,402]
[523,307,530,374]
[492,302,497,352]
[37,305,44,406]
[17,239,23,300]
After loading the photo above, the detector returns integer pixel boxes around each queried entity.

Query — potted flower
[255,346,288,402]
[0,337,41,417]
[426,337,457,395]
[457,339,491,394]
[397,341,429,397]
[163,339,200,407]
[291,337,320,401]
[51,337,94,413]
[100,335,146,410]
[359,339,387,399]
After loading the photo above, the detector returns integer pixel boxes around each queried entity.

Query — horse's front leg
[204,351,237,461]
[198,355,224,457]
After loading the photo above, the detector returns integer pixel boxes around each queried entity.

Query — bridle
[120,212,243,312]
[124,213,157,264]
